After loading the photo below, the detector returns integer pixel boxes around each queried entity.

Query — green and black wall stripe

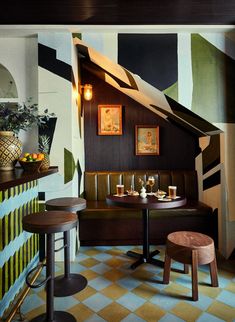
[0,197,39,251]
[0,234,39,300]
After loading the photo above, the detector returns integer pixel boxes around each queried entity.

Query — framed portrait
[98,104,122,135]
[135,125,159,155]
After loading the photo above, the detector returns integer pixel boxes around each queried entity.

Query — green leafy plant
[0,101,55,134]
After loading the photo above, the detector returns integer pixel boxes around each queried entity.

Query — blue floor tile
[83,293,112,312]
[196,312,225,322]
[216,289,235,307]
[116,293,146,311]
[159,313,185,322]
[89,276,112,291]
[121,313,146,322]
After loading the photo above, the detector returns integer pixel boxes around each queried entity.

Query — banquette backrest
[84,170,198,201]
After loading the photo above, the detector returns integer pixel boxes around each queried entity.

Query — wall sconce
[81,84,93,101]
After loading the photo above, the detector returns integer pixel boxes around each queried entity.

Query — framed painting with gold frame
[98,104,122,135]
[135,125,159,155]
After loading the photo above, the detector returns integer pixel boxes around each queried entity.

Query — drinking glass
[168,186,177,199]
[116,184,124,196]
[148,176,155,195]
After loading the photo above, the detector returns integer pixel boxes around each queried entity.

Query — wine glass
[148,176,155,195]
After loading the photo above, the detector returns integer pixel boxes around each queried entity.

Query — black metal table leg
[126,209,163,269]
[54,230,87,297]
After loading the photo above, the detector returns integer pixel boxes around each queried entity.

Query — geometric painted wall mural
[0,180,39,316]
[191,34,235,123]
[64,148,82,192]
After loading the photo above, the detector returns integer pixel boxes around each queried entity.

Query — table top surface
[106,194,187,210]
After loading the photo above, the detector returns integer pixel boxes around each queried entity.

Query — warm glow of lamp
[82,84,93,101]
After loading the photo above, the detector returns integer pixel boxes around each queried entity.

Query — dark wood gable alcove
[83,71,199,171]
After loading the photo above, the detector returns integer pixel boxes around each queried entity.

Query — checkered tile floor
[11,246,235,321]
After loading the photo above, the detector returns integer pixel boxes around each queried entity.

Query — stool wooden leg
[163,252,171,284]
[209,257,219,287]
[183,264,189,274]
[191,249,198,301]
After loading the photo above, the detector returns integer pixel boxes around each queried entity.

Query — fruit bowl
[19,160,43,173]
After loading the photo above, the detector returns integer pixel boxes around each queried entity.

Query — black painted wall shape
[118,34,178,91]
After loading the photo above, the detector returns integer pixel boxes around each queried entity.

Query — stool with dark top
[23,211,77,322]
[163,231,219,301]
[45,197,87,297]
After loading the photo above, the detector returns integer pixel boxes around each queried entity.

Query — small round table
[106,194,187,269]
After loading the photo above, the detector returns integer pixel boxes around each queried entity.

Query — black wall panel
[118,34,178,91]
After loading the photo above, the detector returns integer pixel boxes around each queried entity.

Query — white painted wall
[82,32,118,62]
[38,32,85,259]
[0,37,38,152]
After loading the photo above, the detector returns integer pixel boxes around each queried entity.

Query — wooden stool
[163,231,219,301]
[45,197,87,297]
[23,211,77,322]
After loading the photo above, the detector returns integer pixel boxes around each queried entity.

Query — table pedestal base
[127,249,164,269]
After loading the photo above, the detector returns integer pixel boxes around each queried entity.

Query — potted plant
[0,101,54,171]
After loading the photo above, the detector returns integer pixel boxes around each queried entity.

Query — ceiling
[1,0,235,25]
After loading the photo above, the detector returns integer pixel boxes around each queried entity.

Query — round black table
[106,194,187,269]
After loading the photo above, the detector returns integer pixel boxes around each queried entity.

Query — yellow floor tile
[164,282,191,296]
[135,302,165,321]
[80,269,99,281]
[105,248,124,256]
[131,269,155,282]
[104,258,126,268]
[79,258,100,268]
[73,285,97,301]
[103,268,125,282]
[37,289,46,301]
[26,305,45,321]
[207,301,235,321]
[98,302,130,322]
[225,282,235,293]
[198,284,221,298]
[68,303,94,322]
[171,302,202,322]
[82,248,101,256]
[101,283,128,300]
[132,283,158,300]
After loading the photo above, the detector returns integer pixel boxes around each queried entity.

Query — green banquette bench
[79,170,218,246]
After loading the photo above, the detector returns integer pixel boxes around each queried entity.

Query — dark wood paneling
[1,0,235,24]
[83,72,198,171]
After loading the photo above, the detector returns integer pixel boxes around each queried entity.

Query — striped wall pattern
[0,234,39,301]
[0,180,39,316]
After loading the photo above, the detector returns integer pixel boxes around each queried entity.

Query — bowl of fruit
[19,153,45,173]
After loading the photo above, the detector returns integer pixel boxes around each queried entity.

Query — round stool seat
[167,231,215,265]
[23,211,78,234]
[163,231,218,301]
[45,197,87,297]
[45,197,86,212]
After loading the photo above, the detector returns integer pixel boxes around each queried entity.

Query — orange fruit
[37,153,45,160]
[31,153,38,159]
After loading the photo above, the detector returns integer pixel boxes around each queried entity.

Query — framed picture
[98,104,122,135]
[135,125,159,155]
